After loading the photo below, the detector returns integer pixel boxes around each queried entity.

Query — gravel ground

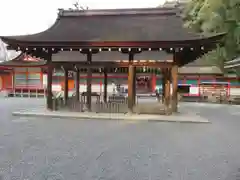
[0,98,240,180]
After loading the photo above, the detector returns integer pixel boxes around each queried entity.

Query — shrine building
[0,7,224,115]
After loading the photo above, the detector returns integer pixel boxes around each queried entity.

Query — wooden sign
[53,70,74,78]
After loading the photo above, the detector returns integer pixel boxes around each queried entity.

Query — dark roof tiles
[0,53,46,67]
[1,7,220,44]
[179,66,223,75]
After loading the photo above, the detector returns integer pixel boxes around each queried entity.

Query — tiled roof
[1,7,223,44]
[224,56,240,69]
[0,53,46,67]
[180,57,223,75]
[179,66,223,75]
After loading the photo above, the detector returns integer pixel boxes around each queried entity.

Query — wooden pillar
[133,67,136,106]
[152,73,156,92]
[76,68,80,101]
[86,53,92,111]
[64,69,69,104]
[164,68,171,115]
[162,69,166,103]
[103,68,108,103]
[171,51,179,113]
[128,53,135,113]
[171,64,178,113]
[47,57,53,110]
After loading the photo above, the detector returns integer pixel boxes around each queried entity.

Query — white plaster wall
[189,87,199,95]
[189,87,240,96]
[43,74,47,87]
[78,84,115,93]
[229,88,240,96]
[51,84,116,94]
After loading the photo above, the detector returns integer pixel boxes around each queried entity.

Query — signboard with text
[53,70,74,78]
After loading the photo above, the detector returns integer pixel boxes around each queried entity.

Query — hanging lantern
[143,66,146,72]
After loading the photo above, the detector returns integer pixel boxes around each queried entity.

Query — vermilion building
[1,52,239,98]
[0,53,46,96]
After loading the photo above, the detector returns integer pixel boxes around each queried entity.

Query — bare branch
[73,1,89,10]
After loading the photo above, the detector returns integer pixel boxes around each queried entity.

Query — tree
[73,1,89,10]
[183,0,240,72]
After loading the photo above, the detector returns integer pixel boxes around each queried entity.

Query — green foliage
[183,0,240,72]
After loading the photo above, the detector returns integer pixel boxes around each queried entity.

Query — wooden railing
[55,93,129,113]
[52,91,65,110]
[59,93,165,114]
[95,94,128,113]
[6,87,46,98]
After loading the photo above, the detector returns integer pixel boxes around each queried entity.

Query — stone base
[133,103,168,115]
[12,108,210,123]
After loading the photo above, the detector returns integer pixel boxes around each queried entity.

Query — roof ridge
[58,7,178,17]
[10,53,44,62]
[10,53,24,61]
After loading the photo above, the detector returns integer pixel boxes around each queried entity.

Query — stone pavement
[12,107,210,123]
[0,90,8,97]
[1,98,240,180]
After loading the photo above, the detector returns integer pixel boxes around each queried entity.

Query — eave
[224,56,240,69]
[0,53,47,68]
[1,33,225,49]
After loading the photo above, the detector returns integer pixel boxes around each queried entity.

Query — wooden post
[76,68,80,101]
[162,69,166,103]
[171,64,178,113]
[133,66,136,106]
[171,51,179,113]
[64,69,69,104]
[47,57,53,110]
[164,68,171,115]
[86,53,92,111]
[152,73,156,92]
[103,68,108,103]
[128,53,135,113]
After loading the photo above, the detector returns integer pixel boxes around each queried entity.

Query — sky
[0,0,170,36]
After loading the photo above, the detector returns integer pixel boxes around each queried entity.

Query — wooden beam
[52,61,172,68]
